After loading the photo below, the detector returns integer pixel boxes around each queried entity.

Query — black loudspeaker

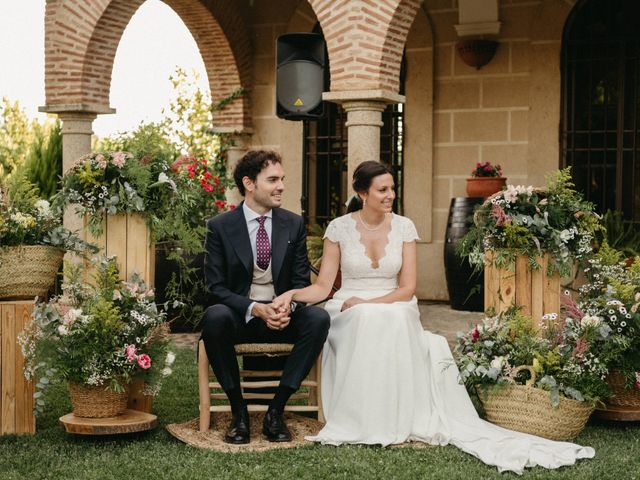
[276,33,326,120]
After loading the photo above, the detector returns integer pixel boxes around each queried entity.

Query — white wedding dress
[306,213,594,474]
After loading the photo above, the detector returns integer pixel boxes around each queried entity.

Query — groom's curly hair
[233,150,282,196]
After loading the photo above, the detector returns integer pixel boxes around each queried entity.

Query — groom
[200,150,330,444]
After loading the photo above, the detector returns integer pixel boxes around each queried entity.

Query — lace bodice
[323,213,419,292]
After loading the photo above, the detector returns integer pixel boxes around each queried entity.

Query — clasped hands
[252,300,291,330]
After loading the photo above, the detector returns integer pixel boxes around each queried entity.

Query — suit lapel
[271,208,290,282]
[223,204,253,275]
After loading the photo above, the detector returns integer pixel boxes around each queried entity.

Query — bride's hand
[341,296,366,311]
[272,291,294,313]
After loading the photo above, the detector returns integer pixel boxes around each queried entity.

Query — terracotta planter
[466,177,506,198]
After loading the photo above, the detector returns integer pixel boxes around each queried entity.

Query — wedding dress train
[305,213,594,474]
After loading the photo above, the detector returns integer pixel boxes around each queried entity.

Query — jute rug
[166,412,324,452]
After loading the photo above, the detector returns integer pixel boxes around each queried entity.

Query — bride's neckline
[349,212,394,269]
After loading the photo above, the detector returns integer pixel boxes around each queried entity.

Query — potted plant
[465,161,506,198]
[18,257,175,418]
[461,169,602,277]
[0,175,95,300]
[455,306,609,440]
[154,154,235,331]
[575,244,640,417]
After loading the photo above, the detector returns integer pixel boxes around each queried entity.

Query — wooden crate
[0,300,35,435]
[484,251,560,324]
[85,213,155,286]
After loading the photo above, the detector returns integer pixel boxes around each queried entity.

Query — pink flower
[95,154,107,169]
[112,151,127,168]
[471,325,480,342]
[137,354,151,370]
[490,204,511,227]
[125,344,137,363]
[635,381,640,391]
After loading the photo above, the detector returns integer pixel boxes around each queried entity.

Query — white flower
[157,172,177,192]
[113,290,122,301]
[166,352,176,366]
[57,325,69,336]
[490,356,505,370]
[161,367,173,377]
[581,315,602,328]
[35,199,53,219]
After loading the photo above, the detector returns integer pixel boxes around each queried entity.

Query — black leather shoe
[224,407,250,444]
[262,409,292,442]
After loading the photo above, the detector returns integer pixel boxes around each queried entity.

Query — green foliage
[578,247,640,385]
[0,97,34,179]
[456,307,610,406]
[459,168,602,277]
[597,210,640,258]
[18,257,175,413]
[163,67,220,158]
[0,173,92,252]
[19,119,63,199]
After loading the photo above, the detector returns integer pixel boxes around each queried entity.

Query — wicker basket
[606,370,640,408]
[68,382,130,418]
[0,245,64,300]
[476,366,594,441]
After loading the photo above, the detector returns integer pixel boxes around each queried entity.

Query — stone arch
[44,0,252,130]
[307,0,421,93]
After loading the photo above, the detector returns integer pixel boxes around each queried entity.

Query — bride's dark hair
[346,161,394,213]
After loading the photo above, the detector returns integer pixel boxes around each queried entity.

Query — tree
[0,97,35,180]
[20,119,63,199]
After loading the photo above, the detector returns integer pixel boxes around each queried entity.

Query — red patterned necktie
[256,216,270,270]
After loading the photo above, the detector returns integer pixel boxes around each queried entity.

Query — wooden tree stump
[0,300,35,435]
[484,251,560,325]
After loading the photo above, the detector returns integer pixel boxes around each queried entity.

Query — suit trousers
[200,304,330,392]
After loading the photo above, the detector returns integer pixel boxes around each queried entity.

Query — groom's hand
[252,303,290,330]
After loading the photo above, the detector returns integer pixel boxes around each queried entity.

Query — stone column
[323,90,405,190]
[211,127,253,208]
[39,105,114,234]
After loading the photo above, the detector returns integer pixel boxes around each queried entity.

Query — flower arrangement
[19,257,174,413]
[574,244,640,390]
[455,306,610,406]
[0,175,91,252]
[471,161,503,178]
[54,151,176,237]
[459,168,602,277]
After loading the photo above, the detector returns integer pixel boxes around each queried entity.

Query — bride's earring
[363,197,367,207]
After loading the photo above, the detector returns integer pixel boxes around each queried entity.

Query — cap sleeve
[401,217,420,242]
[323,218,340,243]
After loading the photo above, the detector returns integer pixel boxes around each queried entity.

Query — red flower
[471,325,480,342]
[215,200,226,209]
[188,172,195,178]
[203,183,214,192]
[229,204,237,210]
[214,176,220,185]
[204,172,212,179]
[636,381,640,390]
[137,354,151,370]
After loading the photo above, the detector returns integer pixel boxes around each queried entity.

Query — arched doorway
[561,0,640,223]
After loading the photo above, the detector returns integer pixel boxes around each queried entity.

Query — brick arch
[307,0,421,93]
[44,0,252,130]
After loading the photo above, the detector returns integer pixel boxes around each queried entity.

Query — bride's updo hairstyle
[346,160,394,213]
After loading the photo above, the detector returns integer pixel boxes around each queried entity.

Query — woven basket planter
[0,245,64,300]
[68,383,130,418]
[476,366,594,441]
[606,370,640,408]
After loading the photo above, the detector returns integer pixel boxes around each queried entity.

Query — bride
[273,161,595,474]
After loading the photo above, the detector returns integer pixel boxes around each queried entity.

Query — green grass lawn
[1,347,639,480]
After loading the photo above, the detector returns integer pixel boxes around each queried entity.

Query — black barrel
[444,197,484,311]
